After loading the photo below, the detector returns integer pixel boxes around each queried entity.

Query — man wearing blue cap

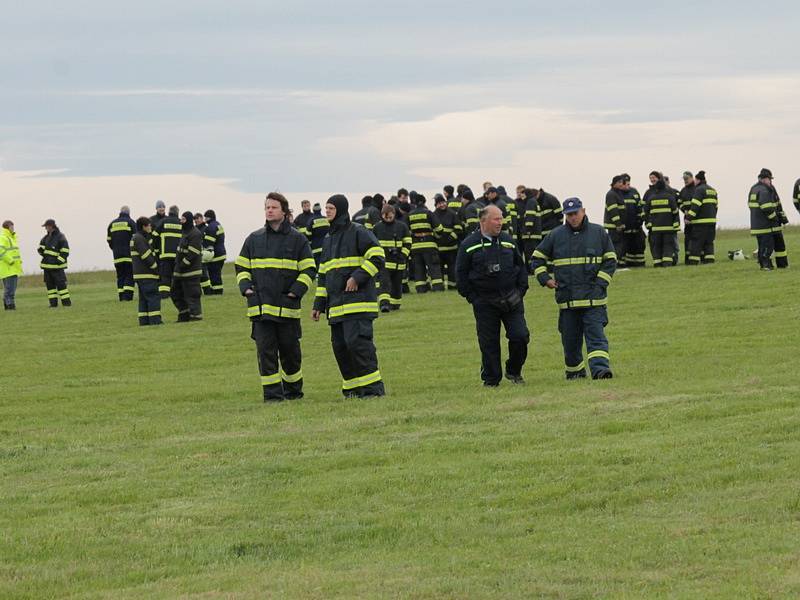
[531,198,616,379]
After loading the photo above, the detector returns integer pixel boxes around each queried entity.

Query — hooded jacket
[235,218,316,321]
[0,227,22,279]
[643,181,680,232]
[174,212,203,278]
[38,227,69,270]
[352,201,380,230]
[107,212,136,263]
[131,229,159,280]
[312,195,385,324]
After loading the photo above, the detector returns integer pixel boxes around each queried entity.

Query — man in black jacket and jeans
[236,192,316,401]
[456,204,530,387]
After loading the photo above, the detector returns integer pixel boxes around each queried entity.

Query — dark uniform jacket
[235,219,316,321]
[686,183,718,225]
[373,220,411,270]
[749,182,785,235]
[537,190,563,234]
[522,192,543,243]
[309,210,330,256]
[622,187,644,231]
[446,195,461,212]
[532,217,616,310]
[408,205,442,252]
[150,212,167,231]
[433,207,462,252]
[455,230,528,304]
[793,178,800,214]
[679,184,695,216]
[603,188,624,230]
[155,215,182,259]
[293,210,314,238]
[174,226,203,278]
[643,185,680,232]
[107,213,136,264]
[312,215,385,324]
[352,206,380,230]
[38,228,70,270]
[131,231,159,280]
[203,219,227,261]
[459,200,482,239]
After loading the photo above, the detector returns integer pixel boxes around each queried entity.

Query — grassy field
[2,227,800,599]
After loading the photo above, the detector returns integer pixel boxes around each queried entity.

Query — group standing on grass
[3,168,800,399]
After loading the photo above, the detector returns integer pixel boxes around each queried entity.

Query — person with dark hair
[518,186,542,267]
[458,188,481,240]
[685,170,718,264]
[155,205,181,297]
[107,205,136,301]
[643,178,680,266]
[312,194,386,397]
[293,199,313,239]
[395,188,412,223]
[38,219,71,307]
[353,195,380,230]
[749,168,788,270]
[193,213,212,294]
[532,198,616,380]
[678,171,695,264]
[236,192,316,401]
[793,177,800,214]
[203,209,226,294]
[456,204,530,387]
[531,188,563,238]
[372,194,385,211]
[603,176,626,264]
[444,185,460,211]
[150,200,167,230]
[171,211,204,321]
[619,175,646,267]
[642,170,663,205]
[434,194,462,289]
[309,202,329,268]
[408,193,444,292]
[131,216,162,325]
[0,220,22,310]
[373,203,411,311]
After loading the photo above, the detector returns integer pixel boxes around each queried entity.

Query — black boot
[8,303,15,310]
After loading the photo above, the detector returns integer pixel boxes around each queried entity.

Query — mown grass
[2,227,799,598]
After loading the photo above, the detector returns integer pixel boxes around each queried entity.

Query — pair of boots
[3,302,15,310]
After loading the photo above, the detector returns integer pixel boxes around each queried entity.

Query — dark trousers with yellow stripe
[378,267,404,309]
[623,230,646,267]
[757,232,788,269]
[687,224,715,264]
[411,249,444,292]
[207,261,224,294]
[648,231,676,266]
[439,250,458,289]
[331,318,385,397]
[559,307,610,379]
[158,258,175,298]
[200,263,212,295]
[252,318,303,401]
[43,269,70,307]
[115,262,135,300]
[136,279,162,325]
[171,276,202,320]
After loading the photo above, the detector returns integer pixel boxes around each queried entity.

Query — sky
[2,1,800,272]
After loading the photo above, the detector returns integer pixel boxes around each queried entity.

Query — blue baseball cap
[562,197,583,214]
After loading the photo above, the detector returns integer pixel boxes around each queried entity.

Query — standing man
[131,216,162,325]
[150,200,167,231]
[749,168,789,270]
[311,194,386,398]
[309,202,329,268]
[352,196,380,230]
[620,175,646,267]
[520,187,543,267]
[107,205,136,301]
[434,194,462,289]
[38,219,71,307]
[373,204,411,311]
[444,185,461,211]
[532,198,616,379]
[678,171,696,265]
[0,220,22,310]
[458,189,480,239]
[236,192,316,402]
[409,193,444,292]
[642,178,680,266]
[203,209,227,294]
[171,211,204,322]
[685,170,718,265]
[604,176,626,264]
[155,205,181,298]
[793,177,800,214]
[194,212,212,294]
[456,204,529,387]
[293,199,313,239]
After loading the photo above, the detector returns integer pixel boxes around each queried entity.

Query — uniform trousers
[412,249,444,292]
[252,318,303,400]
[756,232,788,269]
[472,299,529,386]
[207,260,224,294]
[558,306,610,379]
[136,279,162,325]
[439,250,458,289]
[43,269,70,306]
[114,261,135,300]
[609,230,625,265]
[171,276,202,320]
[378,267,404,309]
[683,224,692,265]
[687,224,716,264]
[331,318,385,397]
[623,229,646,267]
[158,258,175,297]
[648,231,677,266]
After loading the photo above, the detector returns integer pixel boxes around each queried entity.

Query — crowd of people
[1,169,798,398]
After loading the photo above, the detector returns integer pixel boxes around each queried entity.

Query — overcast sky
[3,1,800,271]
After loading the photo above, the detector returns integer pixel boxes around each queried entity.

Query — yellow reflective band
[315,287,328,298]
[204,235,215,242]
[534,266,548,276]
[328,302,378,318]
[691,218,716,224]
[312,219,329,228]
[410,223,430,230]
[319,256,363,273]
[378,293,391,302]
[557,298,608,309]
[602,252,617,260]
[235,256,251,268]
[501,241,516,249]
[296,273,313,288]
[565,361,585,372]
[464,243,483,253]
[236,271,252,283]
[596,271,612,283]
[113,257,133,264]
[361,261,379,277]
[298,257,316,271]
[364,246,385,260]
[187,246,201,255]
[342,370,382,390]
[532,250,549,260]
[552,256,604,266]
[211,254,226,262]
[110,223,131,232]
[281,369,302,383]
[134,274,159,280]
[587,350,610,361]
[411,241,438,250]
[247,304,302,319]
[174,270,203,278]
[261,373,282,386]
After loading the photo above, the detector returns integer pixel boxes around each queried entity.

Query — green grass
[2,227,800,599]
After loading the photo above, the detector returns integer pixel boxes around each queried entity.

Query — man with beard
[293,199,313,239]
[150,200,167,231]
[312,194,386,398]
[171,211,204,321]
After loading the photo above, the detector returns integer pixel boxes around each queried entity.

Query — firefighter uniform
[686,175,718,264]
[107,211,136,301]
[309,206,330,268]
[352,200,380,230]
[532,199,616,379]
[603,183,625,264]
[408,199,444,292]
[749,173,788,269]
[235,219,316,401]
[794,178,800,214]
[679,182,696,264]
[434,202,462,289]
[458,193,482,240]
[171,212,204,321]
[131,228,162,325]
[38,221,71,307]
[373,217,411,310]
[456,229,530,386]
[293,208,314,239]
[621,186,646,267]
[155,211,182,297]
[537,189,563,237]
[203,210,227,294]
[313,195,386,398]
[521,189,543,266]
[0,225,22,310]
[643,181,680,266]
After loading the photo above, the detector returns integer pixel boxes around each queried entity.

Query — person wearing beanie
[749,168,789,270]
[372,203,412,312]
[131,216,162,325]
[150,200,167,230]
[352,195,380,230]
[642,178,680,266]
[434,193,462,290]
[309,202,329,268]
[312,194,386,398]
[171,211,204,321]
[0,220,23,310]
[154,205,181,297]
[203,209,227,294]
[38,219,71,307]
[106,205,137,301]
[685,170,718,265]
[236,192,316,402]
[408,193,445,292]
[532,198,616,380]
